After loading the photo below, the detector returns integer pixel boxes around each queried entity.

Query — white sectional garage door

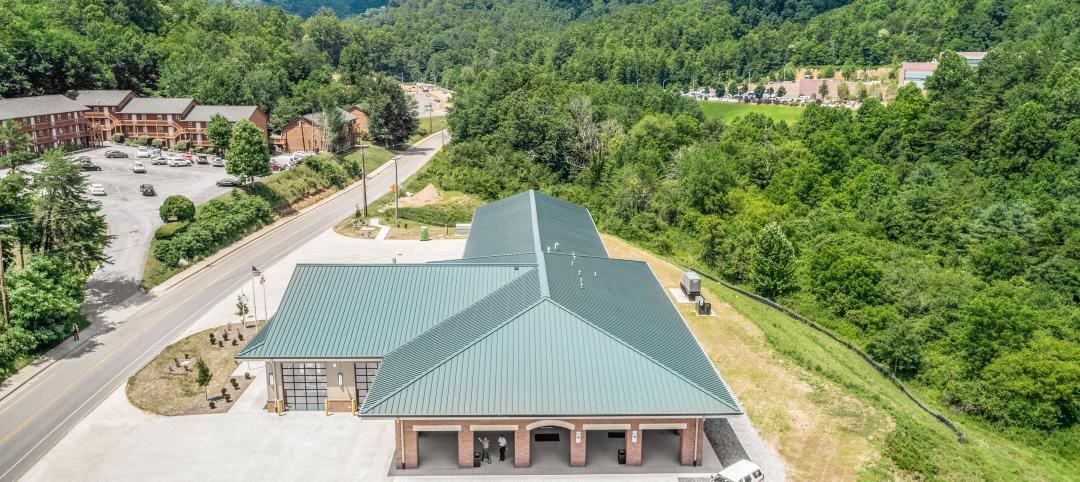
[282,362,326,411]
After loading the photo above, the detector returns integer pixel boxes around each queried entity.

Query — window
[281,362,326,411]
[354,361,380,404]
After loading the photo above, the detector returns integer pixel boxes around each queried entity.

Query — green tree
[751,222,796,297]
[195,358,212,400]
[234,294,250,328]
[817,82,829,99]
[753,84,765,100]
[776,86,787,97]
[7,255,84,337]
[868,320,923,377]
[205,114,232,155]
[31,151,110,274]
[339,43,369,85]
[976,335,1080,429]
[159,195,195,223]
[317,100,348,153]
[0,120,31,168]
[369,79,418,146]
[225,120,270,184]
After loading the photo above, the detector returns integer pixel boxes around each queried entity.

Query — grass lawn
[698,101,806,124]
[406,115,447,146]
[342,144,395,175]
[126,323,261,416]
[601,234,1078,481]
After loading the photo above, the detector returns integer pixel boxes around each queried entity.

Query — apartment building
[0,95,92,156]
[180,105,268,149]
[71,89,137,144]
[274,106,368,153]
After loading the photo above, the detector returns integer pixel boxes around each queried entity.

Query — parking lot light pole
[393,156,399,224]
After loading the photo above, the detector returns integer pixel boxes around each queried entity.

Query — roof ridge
[528,190,551,298]
[361,274,544,414]
[546,298,740,412]
[448,251,536,261]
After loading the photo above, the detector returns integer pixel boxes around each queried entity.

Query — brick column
[395,420,419,469]
[570,428,587,467]
[514,426,531,468]
[679,418,705,466]
[457,426,474,468]
[626,424,642,466]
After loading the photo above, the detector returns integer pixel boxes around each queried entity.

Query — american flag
[260,274,266,285]
[251,266,261,278]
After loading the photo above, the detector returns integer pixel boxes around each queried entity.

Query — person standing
[72,323,80,341]
[497,434,507,461]
[477,436,491,464]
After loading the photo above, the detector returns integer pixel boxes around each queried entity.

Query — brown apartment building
[74,90,266,149]
[0,95,92,156]
[275,106,368,153]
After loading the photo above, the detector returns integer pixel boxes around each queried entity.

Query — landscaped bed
[126,323,261,416]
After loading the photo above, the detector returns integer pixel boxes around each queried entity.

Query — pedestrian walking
[72,323,79,341]
[497,434,507,461]
[477,436,491,464]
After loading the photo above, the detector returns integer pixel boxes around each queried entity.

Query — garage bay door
[282,362,326,411]
[355,361,380,405]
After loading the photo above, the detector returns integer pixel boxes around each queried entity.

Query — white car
[131,161,147,173]
[136,146,150,158]
[88,183,107,196]
[168,158,192,167]
[713,460,764,482]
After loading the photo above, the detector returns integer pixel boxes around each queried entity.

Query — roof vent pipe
[577,270,581,276]
[593,271,597,277]
[546,246,551,253]
[579,277,583,289]
[554,242,559,251]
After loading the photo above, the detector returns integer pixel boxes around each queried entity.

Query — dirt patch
[601,234,886,481]
[398,183,441,208]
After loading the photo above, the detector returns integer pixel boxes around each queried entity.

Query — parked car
[131,161,147,173]
[136,146,150,158]
[151,148,162,157]
[87,183,107,196]
[79,159,102,171]
[182,153,193,161]
[210,156,225,167]
[75,155,91,163]
[167,158,192,167]
[150,156,168,165]
[270,157,290,171]
[139,184,156,196]
[216,176,241,187]
[104,150,128,158]
[195,154,210,164]
[712,460,764,482]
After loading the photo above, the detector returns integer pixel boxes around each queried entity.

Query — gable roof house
[238,190,741,471]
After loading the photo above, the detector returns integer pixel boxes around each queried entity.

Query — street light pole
[359,143,369,217]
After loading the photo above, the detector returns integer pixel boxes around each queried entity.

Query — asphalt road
[0,132,449,481]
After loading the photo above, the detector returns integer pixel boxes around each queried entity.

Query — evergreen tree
[751,222,796,297]
[225,120,270,184]
[369,78,418,146]
[205,114,232,155]
[317,99,348,153]
[31,151,110,274]
[0,120,32,168]
[196,358,212,400]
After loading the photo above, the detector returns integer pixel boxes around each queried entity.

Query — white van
[136,146,150,158]
[713,460,764,482]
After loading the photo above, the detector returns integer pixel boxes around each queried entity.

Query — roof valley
[528,190,552,298]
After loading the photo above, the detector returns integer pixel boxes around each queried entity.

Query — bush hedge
[152,195,272,267]
[112,133,125,143]
[151,138,165,148]
[154,221,188,240]
[159,195,196,223]
[137,135,151,146]
[175,140,191,151]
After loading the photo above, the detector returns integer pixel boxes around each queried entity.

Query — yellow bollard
[325,399,329,416]
[276,399,282,416]
[352,398,357,416]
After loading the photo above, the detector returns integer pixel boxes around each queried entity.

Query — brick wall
[394,416,703,470]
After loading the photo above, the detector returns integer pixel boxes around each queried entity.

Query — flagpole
[261,275,269,325]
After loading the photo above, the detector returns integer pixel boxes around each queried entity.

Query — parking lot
[77,144,234,316]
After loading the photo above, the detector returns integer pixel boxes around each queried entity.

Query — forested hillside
[251,0,385,18]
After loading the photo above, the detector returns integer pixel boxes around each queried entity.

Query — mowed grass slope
[601,234,1079,481]
[698,101,805,124]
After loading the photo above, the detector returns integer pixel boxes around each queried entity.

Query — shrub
[218,340,224,347]
[303,155,348,188]
[151,138,165,148]
[154,221,188,240]
[222,331,228,340]
[209,401,216,409]
[221,387,227,396]
[342,157,363,179]
[159,195,195,223]
[137,135,151,146]
[238,333,244,341]
[175,140,191,152]
[111,133,125,143]
[224,393,231,403]
[244,372,251,380]
[231,339,238,346]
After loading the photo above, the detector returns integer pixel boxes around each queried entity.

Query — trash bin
[618,448,626,464]
[420,225,429,241]
[473,452,481,467]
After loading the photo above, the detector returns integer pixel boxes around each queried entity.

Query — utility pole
[359,143,369,217]
[425,104,433,136]
[393,156,399,224]
[0,223,10,328]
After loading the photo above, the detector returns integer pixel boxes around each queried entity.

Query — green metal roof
[240,190,742,417]
[236,264,537,359]
[361,300,738,417]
